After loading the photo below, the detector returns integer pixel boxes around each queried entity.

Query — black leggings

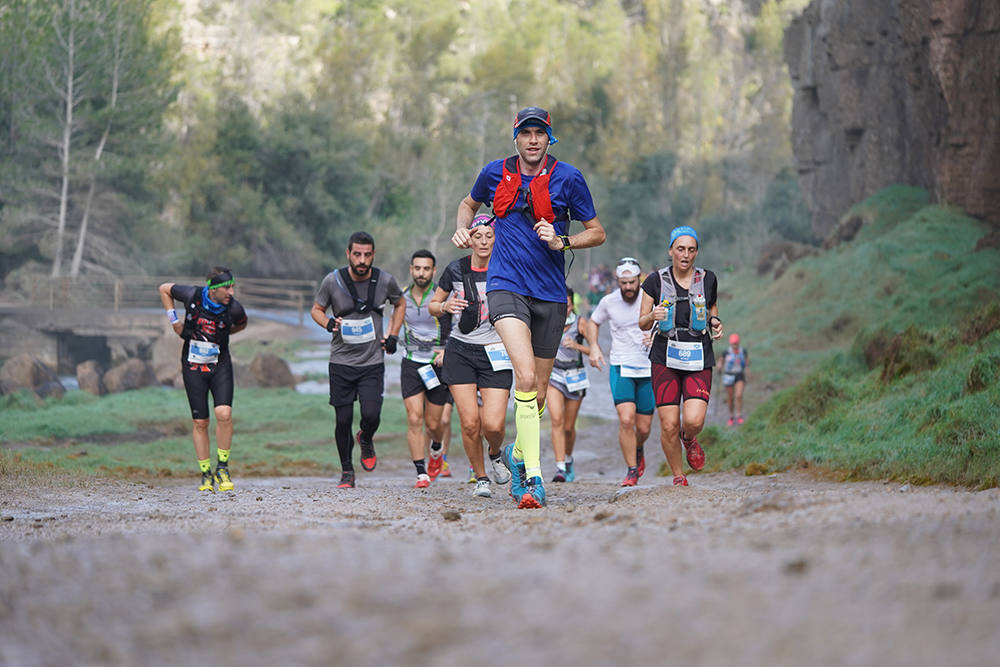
[334,402,381,471]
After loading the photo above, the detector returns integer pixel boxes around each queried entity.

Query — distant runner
[547,288,589,482]
[158,267,248,493]
[311,231,404,489]
[719,333,749,426]
[400,249,452,488]
[638,226,724,486]
[584,258,654,487]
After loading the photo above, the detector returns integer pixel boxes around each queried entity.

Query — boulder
[36,381,65,400]
[76,360,106,396]
[103,359,156,393]
[249,353,296,388]
[234,360,260,389]
[151,330,183,385]
[0,353,61,396]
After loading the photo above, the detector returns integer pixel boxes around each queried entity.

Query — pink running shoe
[727,416,735,427]
[673,475,688,486]
[681,433,705,471]
[736,415,745,425]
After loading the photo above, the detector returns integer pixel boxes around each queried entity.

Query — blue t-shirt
[469,157,597,303]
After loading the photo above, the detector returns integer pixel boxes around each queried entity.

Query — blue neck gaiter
[201,286,225,315]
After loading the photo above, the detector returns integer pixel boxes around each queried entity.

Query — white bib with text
[665,340,704,371]
[187,341,220,365]
[340,316,376,344]
[484,343,513,372]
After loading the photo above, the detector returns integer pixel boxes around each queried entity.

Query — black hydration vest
[334,267,383,318]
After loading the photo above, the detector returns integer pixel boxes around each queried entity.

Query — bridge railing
[26,275,319,325]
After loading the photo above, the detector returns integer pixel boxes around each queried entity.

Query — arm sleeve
[640,272,661,302]
[566,168,597,222]
[170,284,197,303]
[469,161,501,205]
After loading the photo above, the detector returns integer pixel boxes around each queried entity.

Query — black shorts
[329,362,384,409]
[400,357,451,405]
[486,290,565,359]
[440,337,512,390]
[651,364,713,407]
[182,361,234,420]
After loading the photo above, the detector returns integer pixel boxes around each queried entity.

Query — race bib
[484,343,513,372]
[341,316,376,344]
[562,366,590,393]
[187,340,220,365]
[417,364,441,390]
[722,372,737,387]
[665,340,704,371]
[620,364,651,378]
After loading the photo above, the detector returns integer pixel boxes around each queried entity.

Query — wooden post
[114,280,121,312]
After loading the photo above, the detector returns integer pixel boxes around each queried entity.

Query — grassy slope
[704,186,1000,488]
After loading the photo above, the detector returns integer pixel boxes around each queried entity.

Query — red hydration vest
[492,155,566,223]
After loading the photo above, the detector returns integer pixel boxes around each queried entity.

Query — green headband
[207,271,234,289]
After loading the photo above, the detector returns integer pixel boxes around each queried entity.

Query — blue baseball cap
[513,106,558,145]
[669,225,699,248]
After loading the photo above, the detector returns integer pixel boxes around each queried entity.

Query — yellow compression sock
[217,448,230,464]
[198,458,211,473]
[514,390,542,479]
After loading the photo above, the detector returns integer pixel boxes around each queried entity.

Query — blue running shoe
[565,458,575,482]
[501,442,526,499]
[519,476,546,508]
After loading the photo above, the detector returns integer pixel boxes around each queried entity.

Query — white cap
[615,258,641,278]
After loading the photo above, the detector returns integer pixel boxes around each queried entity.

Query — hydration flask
[658,299,675,334]
[690,293,707,333]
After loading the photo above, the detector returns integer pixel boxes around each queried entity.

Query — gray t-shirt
[314,267,403,366]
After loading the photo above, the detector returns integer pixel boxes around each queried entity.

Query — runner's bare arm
[310,302,338,331]
[581,318,606,370]
[709,305,723,340]
[564,216,607,250]
[637,290,663,331]
[454,196,482,249]
[386,295,406,338]
[429,286,467,317]
[158,283,183,336]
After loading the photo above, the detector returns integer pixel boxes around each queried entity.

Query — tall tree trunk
[71,4,121,278]
[51,0,76,278]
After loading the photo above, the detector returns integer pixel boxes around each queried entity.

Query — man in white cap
[583,257,655,487]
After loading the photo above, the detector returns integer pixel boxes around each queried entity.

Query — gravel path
[2,419,999,667]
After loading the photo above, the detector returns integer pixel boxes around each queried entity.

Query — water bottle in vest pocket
[658,299,675,334]
[690,293,707,333]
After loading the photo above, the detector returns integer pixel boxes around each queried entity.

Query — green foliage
[710,194,1000,488]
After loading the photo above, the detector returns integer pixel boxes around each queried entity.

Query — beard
[621,288,639,303]
[350,262,370,277]
[413,276,431,288]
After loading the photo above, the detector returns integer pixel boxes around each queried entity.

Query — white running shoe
[491,456,512,484]
[474,478,492,498]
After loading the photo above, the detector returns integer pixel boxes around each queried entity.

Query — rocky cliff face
[784,0,1000,238]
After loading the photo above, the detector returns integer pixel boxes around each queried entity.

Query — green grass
[0,387,416,478]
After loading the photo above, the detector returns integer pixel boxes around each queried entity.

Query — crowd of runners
[159,106,749,506]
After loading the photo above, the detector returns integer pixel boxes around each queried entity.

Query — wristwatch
[559,235,571,251]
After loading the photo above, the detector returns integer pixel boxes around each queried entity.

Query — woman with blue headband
[637,227,724,486]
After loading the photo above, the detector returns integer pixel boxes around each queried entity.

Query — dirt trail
[2,419,999,666]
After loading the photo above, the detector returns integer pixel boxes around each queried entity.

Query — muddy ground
[2,416,999,667]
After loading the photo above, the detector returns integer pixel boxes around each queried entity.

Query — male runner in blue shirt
[453,107,606,508]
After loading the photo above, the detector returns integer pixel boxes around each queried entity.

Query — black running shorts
[486,289,566,359]
[328,362,385,409]
[182,361,235,420]
[400,357,451,405]
[440,337,512,390]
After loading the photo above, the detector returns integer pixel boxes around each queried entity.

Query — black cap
[513,106,552,129]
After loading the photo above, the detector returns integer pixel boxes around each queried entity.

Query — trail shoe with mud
[357,431,377,471]
[474,478,492,498]
[501,443,526,498]
[337,471,356,488]
[518,476,547,508]
[215,466,234,492]
[681,433,705,471]
[198,471,215,493]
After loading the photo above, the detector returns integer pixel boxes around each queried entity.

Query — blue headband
[513,122,558,145]
[669,226,699,248]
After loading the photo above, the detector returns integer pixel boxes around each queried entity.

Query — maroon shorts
[651,364,712,406]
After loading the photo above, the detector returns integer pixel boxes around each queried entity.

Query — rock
[756,241,819,278]
[103,359,156,393]
[0,353,61,395]
[151,331,183,385]
[785,0,1000,237]
[36,381,65,399]
[234,360,259,389]
[249,353,296,389]
[442,510,461,522]
[76,360,106,396]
